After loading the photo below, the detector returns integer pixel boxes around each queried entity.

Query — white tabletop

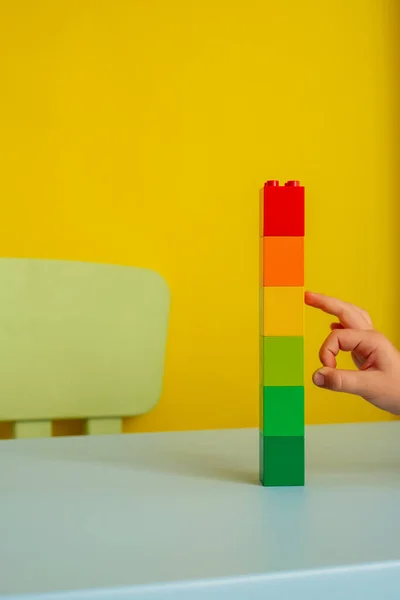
[1,422,400,599]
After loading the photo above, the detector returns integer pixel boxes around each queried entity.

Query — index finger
[304,291,372,330]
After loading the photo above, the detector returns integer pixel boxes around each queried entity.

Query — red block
[263,180,305,236]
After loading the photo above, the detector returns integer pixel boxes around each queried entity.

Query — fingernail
[314,372,325,386]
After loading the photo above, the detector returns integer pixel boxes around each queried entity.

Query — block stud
[285,180,300,187]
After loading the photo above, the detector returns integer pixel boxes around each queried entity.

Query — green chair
[0,258,170,438]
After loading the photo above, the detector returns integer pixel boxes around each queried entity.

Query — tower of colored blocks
[259,180,305,486]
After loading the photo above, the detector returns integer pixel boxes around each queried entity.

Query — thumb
[313,366,372,397]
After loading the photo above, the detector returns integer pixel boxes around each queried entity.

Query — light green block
[86,418,122,436]
[263,336,304,386]
[0,259,170,422]
[14,420,52,439]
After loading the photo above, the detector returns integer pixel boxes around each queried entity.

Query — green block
[259,434,304,487]
[259,383,263,427]
[263,336,304,386]
[262,386,304,436]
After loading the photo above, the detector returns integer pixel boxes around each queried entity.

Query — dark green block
[259,434,304,487]
[261,386,304,436]
[263,336,304,386]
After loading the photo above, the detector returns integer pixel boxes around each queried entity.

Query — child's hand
[305,291,400,415]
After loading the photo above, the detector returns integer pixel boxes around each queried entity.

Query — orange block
[262,236,304,286]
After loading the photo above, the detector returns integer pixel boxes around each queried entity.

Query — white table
[1,422,400,599]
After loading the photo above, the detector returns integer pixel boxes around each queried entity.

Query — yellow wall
[0,0,399,434]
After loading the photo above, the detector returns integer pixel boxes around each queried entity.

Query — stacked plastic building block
[259,180,305,486]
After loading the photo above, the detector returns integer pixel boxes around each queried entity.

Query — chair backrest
[0,258,170,433]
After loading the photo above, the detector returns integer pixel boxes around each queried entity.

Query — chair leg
[14,420,52,439]
[86,418,122,436]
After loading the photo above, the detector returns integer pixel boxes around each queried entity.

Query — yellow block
[263,287,304,337]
